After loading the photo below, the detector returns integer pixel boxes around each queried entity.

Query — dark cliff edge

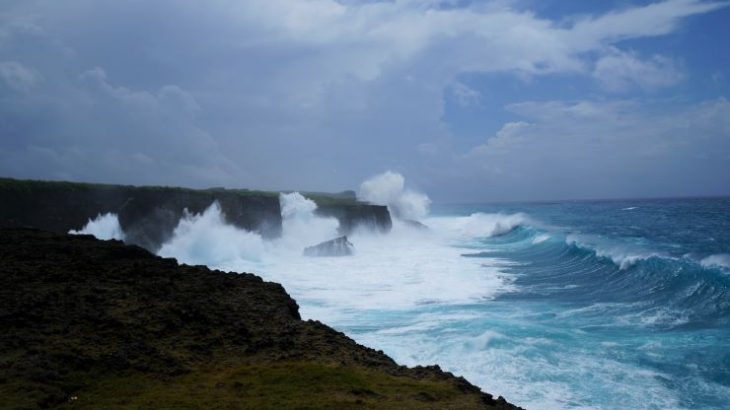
[316,204,392,235]
[0,178,392,252]
[0,229,522,410]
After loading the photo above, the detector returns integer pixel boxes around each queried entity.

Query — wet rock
[403,219,429,230]
[303,236,354,257]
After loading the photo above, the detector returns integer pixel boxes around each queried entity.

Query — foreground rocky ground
[0,228,521,409]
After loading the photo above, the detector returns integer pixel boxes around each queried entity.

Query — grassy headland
[0,177,391,250]
[0,228,520,410]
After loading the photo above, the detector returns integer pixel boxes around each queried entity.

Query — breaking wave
[157,202,266,266]
[427,212,528,241]
[701,253,730,270]
[133,184,730,410]
[470,225,730,329]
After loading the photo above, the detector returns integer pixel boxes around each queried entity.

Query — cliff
[0,228,521,409]
[0,178,392,251]
[316,204,392,234]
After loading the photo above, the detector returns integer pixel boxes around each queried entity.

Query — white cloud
[0,0,727,195]
[450,81,481,106]
[593,48,684,92]
[566,0,727,46]
[79,68,201,118]
[465,98,730,199]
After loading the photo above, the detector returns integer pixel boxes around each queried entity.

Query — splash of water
[427,212,528,241]
[701,253,730,270]
[69,212,125,240]
[358,171,431,221]
[278,192,340,251]
[157,202,266,266]
[150,193,730,409]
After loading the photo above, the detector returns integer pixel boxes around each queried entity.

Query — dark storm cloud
[1,0,728,199]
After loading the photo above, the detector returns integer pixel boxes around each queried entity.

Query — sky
[1,0,729,202]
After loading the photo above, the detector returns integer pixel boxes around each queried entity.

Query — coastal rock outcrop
[403,219,429,230]
[315,203,392,235]
[304,236,354,257]
[0,228,522,409]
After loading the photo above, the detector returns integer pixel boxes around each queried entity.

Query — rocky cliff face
[316,203,392,235]
[0,228,521,410]
[0,178,392,252]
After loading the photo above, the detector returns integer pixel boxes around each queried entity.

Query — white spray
[69,213,125,240]
[151,179,528,404]
[278,192,340,251]
[358,171,431,221]
[157,202,266,266]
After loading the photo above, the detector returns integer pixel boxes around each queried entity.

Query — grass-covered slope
[0,229,521,410]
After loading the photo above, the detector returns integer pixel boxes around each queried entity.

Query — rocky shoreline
[0,228,521,409]
[0,178,392,252]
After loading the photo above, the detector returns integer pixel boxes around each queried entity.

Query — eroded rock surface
[0,228,522,409]
[304,236,355,257]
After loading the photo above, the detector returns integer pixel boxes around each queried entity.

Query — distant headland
[0,177,392,252]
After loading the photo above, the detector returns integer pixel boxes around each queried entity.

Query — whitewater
[72,177,730,409]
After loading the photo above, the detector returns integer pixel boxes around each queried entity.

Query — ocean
[80,194,730,409]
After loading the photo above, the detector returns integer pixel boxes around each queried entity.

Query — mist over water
[70,178,730,409]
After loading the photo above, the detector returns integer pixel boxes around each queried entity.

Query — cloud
[465,98,730,200]
[0,23,238,187]
[0,61,42,91]
[566,0,727,45]
[593,48,684,92]
[0,0,727,196]
[450,81,481,106]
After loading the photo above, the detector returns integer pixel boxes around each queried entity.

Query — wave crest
[428,212,528,241]
[565,234,661,270]
[701,253,730,270]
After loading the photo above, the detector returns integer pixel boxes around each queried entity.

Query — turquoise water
[337,198,730,409]
[147,195,730,409]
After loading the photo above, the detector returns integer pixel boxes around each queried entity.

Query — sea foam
[700,253,730,270]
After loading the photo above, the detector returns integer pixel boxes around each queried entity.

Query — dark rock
[303,236,354,257]
[315,204,392,235]
[403,219,429,230]
[0,228,522,409]
[0,179,282,250]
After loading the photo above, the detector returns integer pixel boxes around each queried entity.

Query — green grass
[0,177,367,205]
[0,177,274,197]
[54,360,481,410]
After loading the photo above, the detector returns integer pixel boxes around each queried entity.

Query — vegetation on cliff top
[0,229,520,410]
[0,177,362,207]
[0,177,386,250]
